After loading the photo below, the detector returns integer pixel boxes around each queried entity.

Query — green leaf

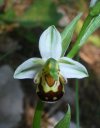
[79,14,100,46]
[54,104,71,128]
[61,13,82,56]
[67,14,100,58]
[32,100,44,128]
[90,0,100,16]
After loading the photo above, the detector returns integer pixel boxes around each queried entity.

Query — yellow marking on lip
[48,63,51,68]
[53,97,57,100]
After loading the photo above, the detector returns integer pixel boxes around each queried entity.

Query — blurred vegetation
[0,0,99,47]
[0,0,61,29]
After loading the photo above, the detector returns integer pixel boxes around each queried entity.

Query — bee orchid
[14,25,88,102]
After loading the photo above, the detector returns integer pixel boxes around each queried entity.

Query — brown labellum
[36,76,65,102]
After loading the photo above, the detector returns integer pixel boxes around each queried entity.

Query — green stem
[32,100,44,128]
[67,14,92,58]
[75,79,80,128]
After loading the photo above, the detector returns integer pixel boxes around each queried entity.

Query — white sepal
[59,57,88,79]
[14,58,44,79]
[39,25,62,60]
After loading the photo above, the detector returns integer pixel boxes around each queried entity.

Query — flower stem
[75,78,80,128]
[32,100,44,128]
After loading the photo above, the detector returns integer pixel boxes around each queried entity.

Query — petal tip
[13,71,19,79]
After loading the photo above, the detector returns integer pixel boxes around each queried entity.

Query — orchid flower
[14,25,88,102]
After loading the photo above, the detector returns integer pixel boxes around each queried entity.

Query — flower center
[45,74,55,87]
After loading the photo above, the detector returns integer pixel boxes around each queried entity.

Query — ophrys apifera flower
[14,25,88,102]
